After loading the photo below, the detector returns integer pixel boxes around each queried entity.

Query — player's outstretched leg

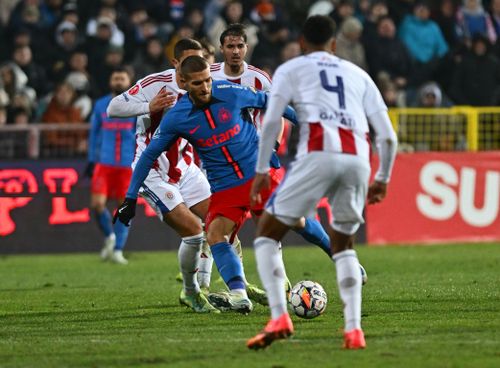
[247,237,293,349]
[294,217,331,256]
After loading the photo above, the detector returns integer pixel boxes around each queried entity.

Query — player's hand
[113,198,137,226]
[83,162,95,178]
[149,89,176,113]
[250,173,270,206]
[367,181,387,205]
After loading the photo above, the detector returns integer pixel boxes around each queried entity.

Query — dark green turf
[1,243,499,368]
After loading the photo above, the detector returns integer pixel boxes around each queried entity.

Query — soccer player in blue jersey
[114,55,297,313]
[86,67,136,264]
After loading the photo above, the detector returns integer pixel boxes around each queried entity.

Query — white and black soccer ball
[288,280,327,319]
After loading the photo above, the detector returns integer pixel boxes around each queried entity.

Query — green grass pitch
[1,243,499,368]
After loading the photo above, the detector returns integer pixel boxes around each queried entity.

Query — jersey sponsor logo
[217,108,232,123]
[320,111,356,128]
[189,125,201,134]
[196,124,241,147]
[128,84,139,95]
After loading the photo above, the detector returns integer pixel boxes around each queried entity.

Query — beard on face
[111,84,128,94]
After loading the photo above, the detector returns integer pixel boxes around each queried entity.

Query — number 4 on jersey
[320,70,346,109]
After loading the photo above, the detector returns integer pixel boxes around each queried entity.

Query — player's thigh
[139,171,184,222]
[266,153,331,226]
[206,216,237,245]
[327,155,370,234]
[90,163,109,206]
[179,164,211,219]
[163,203,203,237]
[108,166,132,200]
[256,211,290,241]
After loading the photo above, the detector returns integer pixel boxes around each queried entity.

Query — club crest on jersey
[218,108,232,123]
[166,191,174,200]
[128,84,139,95]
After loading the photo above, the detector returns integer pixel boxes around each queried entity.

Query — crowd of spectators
[0,0,499,131]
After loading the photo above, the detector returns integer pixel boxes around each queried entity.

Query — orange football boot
[343,329,366,349]
[247,313,294,350]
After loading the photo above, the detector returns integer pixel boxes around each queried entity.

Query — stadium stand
[0,0,499,159]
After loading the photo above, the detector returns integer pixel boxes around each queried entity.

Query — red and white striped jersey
[112,69,193,184]
[210,61,272,92]
[210,61,272,131]
[270,51,388,162]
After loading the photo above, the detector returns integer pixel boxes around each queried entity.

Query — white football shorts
[265,152,371,235]
[139,163,211,221]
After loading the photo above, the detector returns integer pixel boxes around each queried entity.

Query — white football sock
[197,235,213,289]
[254,237,287,319]
[232,236,243,260]
[332,249,362,331]
[178,233,203,294]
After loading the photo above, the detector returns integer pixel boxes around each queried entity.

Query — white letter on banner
[459,168,499,227]
[416,161,458,220]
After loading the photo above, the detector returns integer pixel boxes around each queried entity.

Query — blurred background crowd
[0,0,499,132]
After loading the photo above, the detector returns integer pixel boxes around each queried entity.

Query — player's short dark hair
[173,38,202,60]
[219,23,247,45]
[180,55,210,78]
[110,66,130,76]
[302,15,336,46]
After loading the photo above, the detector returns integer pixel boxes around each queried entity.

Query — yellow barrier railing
[388,106,500,152]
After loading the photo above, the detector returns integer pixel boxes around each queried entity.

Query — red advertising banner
[366,152,500,244]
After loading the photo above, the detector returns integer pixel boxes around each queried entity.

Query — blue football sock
[113,219,130,250]
[295,217,332,257]
[211,241,246,290]
[95,209,113,237]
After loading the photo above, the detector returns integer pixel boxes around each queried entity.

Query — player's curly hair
[302,15,336,46]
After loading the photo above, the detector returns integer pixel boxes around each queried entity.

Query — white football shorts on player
[139,164,211,221]
[265,152,370,235]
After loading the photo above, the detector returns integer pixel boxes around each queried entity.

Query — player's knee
[91,201,106,212]
[206,229,225,245]
[256,212,290,240]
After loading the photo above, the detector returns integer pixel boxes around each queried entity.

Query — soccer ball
[288,280,327,319]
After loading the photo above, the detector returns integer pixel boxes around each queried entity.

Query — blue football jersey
[127,80,296,198]
[88,94,136,167]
